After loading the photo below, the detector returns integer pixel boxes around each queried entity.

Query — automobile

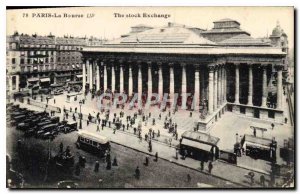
[16,123,30,131]
[54,89,64,95]
[36,123,58,137]
[24,128,36,137]
[64,121,77,133]
[40,132,55,140]
[50,116,60,124]
[39,88,50,95]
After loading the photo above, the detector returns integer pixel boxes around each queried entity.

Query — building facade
[80,19,287,130]
[6,32,105,95]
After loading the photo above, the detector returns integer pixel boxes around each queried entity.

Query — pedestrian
[101,123,104,130]
[109,121,111,128]
[285,117,288,124]
[249,171,255,186]
[87,120,89,126]
[112,157,118,166]
[149,141,152,152]
[157,130,160,137]
[253,128,256,137]
[154,152,158,162]
[127,123,129,130]
[59,142,64,153]
[175,149,178,160]
[187,174,191,182]
[190,111,192,117]
[200,160,204,171]
[54,99,56,104]
[260,175,265,186]
[113,128,116,134]
[134,127,137,135]
[271,123,275,130]
[208,161,213,173]
[135,166,140,179]
[94,161,99,172]
[122,124,125,131]
[144,156,149,166]
[97,125,100,132]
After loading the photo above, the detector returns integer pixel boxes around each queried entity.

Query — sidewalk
[14,99,286,187]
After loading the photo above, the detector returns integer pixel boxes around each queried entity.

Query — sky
[6,7,294,48]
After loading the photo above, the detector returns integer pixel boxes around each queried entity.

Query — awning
[181,138,212,152]
[40,78,50,82]
[76,75,83,78]
[27,77,39,82]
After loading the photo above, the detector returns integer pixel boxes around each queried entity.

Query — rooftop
[218,34,271,46]
[105,25,216,46]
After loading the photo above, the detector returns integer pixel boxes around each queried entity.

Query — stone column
[158,63,163,99]
[194,66,200,111]
[82,60,86,92]
[96,61,100,91]
[138,64,142,99]
[103,64,107,92]
[147,62,152,97]
[169,64,175,100]
[261,65,267,107]
[120,65,124,94]
[86,61,90,87]
[214,66,218,110]
[89,61,93,90]
[276,65,283,109]
[217,66,222,107]
[247,64,253,106]
[208,65,215,114]
[201,70,205,102]
[234,64,240,104]
[128,65,133,96]
[111,65,115,92]
[181,64,187,94]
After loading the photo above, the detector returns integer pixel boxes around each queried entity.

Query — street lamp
[79,100,82,129]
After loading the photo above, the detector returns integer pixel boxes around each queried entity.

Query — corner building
[81,19,287,131]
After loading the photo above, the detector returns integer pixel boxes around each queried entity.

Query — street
[7,116,239,188]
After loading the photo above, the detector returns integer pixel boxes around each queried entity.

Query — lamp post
[79,100,82,129]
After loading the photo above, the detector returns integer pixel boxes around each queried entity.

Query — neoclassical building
[81,19,287,130]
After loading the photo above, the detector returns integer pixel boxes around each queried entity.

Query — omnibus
[76,131,110,157]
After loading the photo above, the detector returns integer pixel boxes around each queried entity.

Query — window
[45,58,49,63]
[50,58,54,62]
[20,51,25,56]
[11,43,16,49]
[57,57,61,62]
[21,66,25,72]
[12,58,16,64]
[27,66,31,72]
[92,141,97,146]
[27,58,31,64]
[268,111,275,118]
[85,138,90,143]
[20,58,25,64]
[240,107,246,114]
